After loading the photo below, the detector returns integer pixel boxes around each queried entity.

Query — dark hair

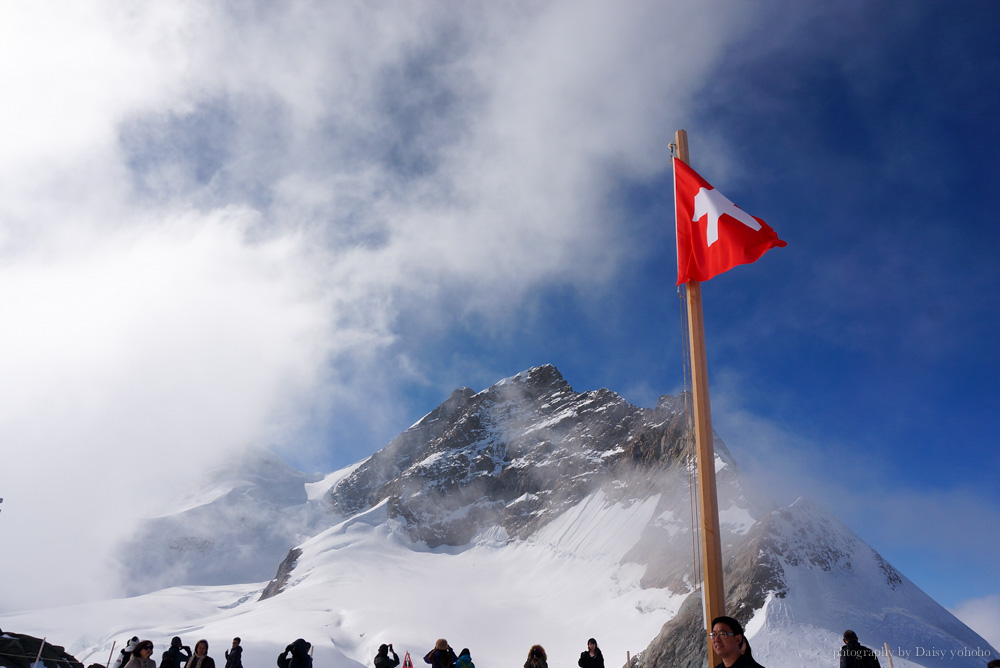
[711,616,744,637]
[459,650,470,658]
[527,646,546,662]
[233,639,240,645]
[171,638,182,648]
[843,630,859,643]
[587,639,598,647]
[985,660,1000,668]
[378,645,389,655]
[135,641,154,655]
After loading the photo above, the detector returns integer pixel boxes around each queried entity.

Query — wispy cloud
[0,0,754,611]
[0,211,334,609]
[951,595,1000,653]
[711,373,1000,608]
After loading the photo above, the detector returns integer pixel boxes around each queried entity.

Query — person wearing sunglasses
[125,641,156,668]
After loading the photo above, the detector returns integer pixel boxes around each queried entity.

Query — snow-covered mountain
[116,447,336,594]
[2,366,995,668]
[324,364,773,550]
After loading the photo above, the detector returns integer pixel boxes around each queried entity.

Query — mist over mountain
[324,364,771,550]
[8,365,995,668]
[117,447,330,593]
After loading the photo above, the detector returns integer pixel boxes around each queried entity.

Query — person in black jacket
[740,638,754,662]
[578,639,604,668]
[162,637,192,668]
[839,630,880,668]
[280,639,312,668]
[374,644,400,668]
[710,616,764,668]
[524,645,547,668]
[424,640,456,668]
[185,640,215,668]
[225,639,242,668]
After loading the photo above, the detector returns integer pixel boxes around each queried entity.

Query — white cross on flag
[674,157,786,284]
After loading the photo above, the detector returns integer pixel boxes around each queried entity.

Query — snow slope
[746,499,995,668]
[2,490,686,668]
[4,487,994,668]
[115,447,337,594]
[2,368,995,668]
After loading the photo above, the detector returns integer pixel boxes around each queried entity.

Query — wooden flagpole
[675,129,726,668]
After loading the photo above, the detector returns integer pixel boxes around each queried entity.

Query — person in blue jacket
[454,649,474,668]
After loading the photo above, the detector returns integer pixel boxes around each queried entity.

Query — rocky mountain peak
[325,364,695,546]
[495,363,567,390]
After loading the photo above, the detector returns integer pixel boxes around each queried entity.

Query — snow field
[1,491,685,668]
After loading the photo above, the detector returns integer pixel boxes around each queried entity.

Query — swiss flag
[674,157,786,285]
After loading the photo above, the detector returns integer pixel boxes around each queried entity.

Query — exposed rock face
[633,592,707,668]
[630,515,790,668]
[326,365,701,547]
[632,498,986,668]
[259,547,303,601]
[0,632,83,668]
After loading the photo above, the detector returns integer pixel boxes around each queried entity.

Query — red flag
[674,157,786,285]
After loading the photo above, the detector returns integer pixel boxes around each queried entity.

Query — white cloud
[951,595,1000,653]
[0,0,756,611]
[0,210,335,610]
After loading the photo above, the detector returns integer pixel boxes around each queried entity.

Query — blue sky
[0,0,997,644]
